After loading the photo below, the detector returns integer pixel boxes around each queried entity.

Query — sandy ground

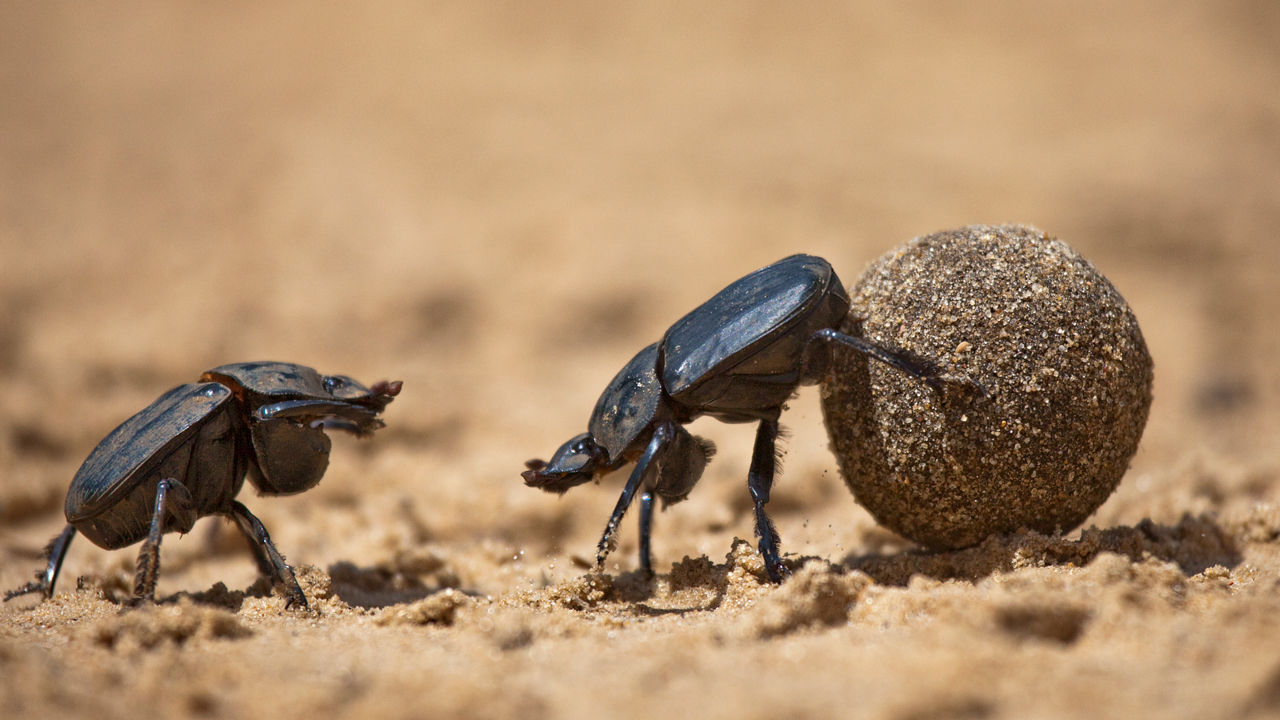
[3,3,1280,719]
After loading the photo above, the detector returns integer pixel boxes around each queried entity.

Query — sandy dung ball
[820,225,1153,549]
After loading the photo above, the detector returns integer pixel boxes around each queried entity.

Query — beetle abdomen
[66,383,248,549]
[661,255,850,418]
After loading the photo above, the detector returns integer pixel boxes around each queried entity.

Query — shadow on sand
[840,513,1239,586]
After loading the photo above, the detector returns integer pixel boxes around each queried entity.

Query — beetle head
[202,363,403,434]
[522,432,608,493]
[302,375,402,435]
[322,374,403,410]
[198,363,402,495]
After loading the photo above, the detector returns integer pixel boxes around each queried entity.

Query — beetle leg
[811,329,988,396]
[254,399,383,436]
[239,526,279,579]
[596,423,673,572]
[4,525,77,602]
[747,418,787,583]
[810,329,936,380]
[227,507,289,582]
[228,502,308,610]
[638,490,655,577]
[132,478,196,604]
[165,478,199,532]
[133,479,198,602]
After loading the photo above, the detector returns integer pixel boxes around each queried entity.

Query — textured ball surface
[820,225,1153,549]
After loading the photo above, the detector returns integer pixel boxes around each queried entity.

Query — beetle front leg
[747,418,786,583]
[4,524,77,602]
[132,478,196,604]
[596,423,673,573]
[228,502,308,610]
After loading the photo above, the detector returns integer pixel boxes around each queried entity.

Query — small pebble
[820,225,1153,549]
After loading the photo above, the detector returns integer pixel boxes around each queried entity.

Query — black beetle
[4,361,401,609]
[523,254,972,582]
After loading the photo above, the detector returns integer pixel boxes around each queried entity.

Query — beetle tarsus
[938,372,990,399]
[3,582,44,602]
[4,525,77,602]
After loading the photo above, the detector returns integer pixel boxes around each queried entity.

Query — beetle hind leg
[132,478,197,605]
[228,502,308,610]
[4,524,77,602]
[747,418,787,583]
[809,329,988,396]
[638,490,655,577]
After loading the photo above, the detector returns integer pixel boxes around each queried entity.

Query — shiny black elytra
[523,254,963,583]
[4,362,401,609]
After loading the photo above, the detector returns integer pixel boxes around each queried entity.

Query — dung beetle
[4,361,402,609]
[524,254,973,582]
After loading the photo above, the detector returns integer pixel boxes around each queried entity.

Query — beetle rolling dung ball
[522,254,959,582]
[820,225,1153,550]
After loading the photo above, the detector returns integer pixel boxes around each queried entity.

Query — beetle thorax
[587,343,672,465]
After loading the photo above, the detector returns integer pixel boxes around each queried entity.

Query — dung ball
[820,225,1153,549]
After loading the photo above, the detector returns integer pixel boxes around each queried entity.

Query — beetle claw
[927,372,990,400]
[765,561,791,584]
[283,588,309,611]
[3,581,49,602]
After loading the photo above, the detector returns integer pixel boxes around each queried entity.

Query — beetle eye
[323,376,346,393]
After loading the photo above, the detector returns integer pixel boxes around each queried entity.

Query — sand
[2,3,1280,719]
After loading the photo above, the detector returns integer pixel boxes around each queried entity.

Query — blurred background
[2,0,1278,597]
